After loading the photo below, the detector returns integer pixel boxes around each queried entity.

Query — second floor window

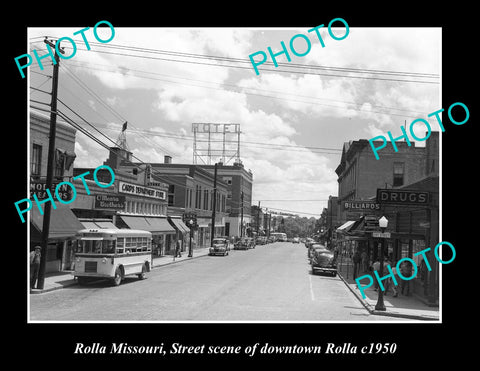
[393,162,405,187]
[31,144,42,176]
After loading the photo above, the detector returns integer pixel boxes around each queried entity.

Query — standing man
[352,250,361,279]
[30,246,41,289]
[175,239,182,258]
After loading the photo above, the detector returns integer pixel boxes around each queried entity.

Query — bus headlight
[102,258,107,264]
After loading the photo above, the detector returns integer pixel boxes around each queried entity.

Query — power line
[60,39,440,81]
[30,38,439,85]
[61,59,435,120]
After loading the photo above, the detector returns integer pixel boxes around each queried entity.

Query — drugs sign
[376,189,430,205]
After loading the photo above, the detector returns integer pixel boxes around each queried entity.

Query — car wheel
[137,264,147,280]
[112,268,123,286]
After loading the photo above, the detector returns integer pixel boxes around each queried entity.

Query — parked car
[308,243,325,259]
[310,247,337,276]
[256,236,267,245]
[209,238,230,256]
[292,237,300,244]
[234,237,251,250]
[304,237,315,248]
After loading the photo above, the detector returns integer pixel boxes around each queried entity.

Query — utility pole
[256,201,260,236]
[36,39,64,289]
[210,163,218,247]
[240,191,244,237]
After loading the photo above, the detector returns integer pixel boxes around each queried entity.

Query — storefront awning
[146,217,176,233]
[118,215,175,234]
[31,204,84,240]
[169,218,190,234]
[337,220,356,232]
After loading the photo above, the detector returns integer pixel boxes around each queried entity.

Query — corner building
[29,111,83,273]
[334,133,439,304]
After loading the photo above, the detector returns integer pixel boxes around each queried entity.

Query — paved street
[29,242,405,321]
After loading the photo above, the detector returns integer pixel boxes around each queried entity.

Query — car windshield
[213,239,225,244]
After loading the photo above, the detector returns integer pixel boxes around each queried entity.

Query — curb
[338,272,439,321]
[30,251,211,294]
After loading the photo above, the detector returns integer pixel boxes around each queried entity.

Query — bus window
[116,238,124,254]
[94,240,102,254]
[102,240,115,254]
[125,237,136,253]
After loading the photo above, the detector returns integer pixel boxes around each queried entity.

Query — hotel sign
[118,181,166,200]
[192,123,240,133]
[343,200,380,211]
[377,189,430,205]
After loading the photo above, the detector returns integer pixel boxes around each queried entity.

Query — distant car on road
[209,238,230,256]
[292,237,300,244]
[256,236,267,245]
[310,247,337,276]
[234,237,253,250]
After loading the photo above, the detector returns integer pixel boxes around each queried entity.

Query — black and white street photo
[24,25,444,323]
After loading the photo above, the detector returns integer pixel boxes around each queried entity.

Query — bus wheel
[137,264,147,280]
[113,268,123,286]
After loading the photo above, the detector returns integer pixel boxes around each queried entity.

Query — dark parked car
[304,238,315,249]
[308,243,324,259]
[234,237,252,250]
[256,236,267,245]
[311,247,337,276]
[209,238,230,256]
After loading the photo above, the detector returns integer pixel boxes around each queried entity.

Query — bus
[270,232,287,242]
[73,228,152,286]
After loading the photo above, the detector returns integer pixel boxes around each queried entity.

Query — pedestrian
[372,259,380,291]
[175,239,182,258]
[352,250,361,279]
[361,251,368,272]
[30,246,41,289]
[390,262,399,297]
[383,258,392,295]
[400,260,413,296]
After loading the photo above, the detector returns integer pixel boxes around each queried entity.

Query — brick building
[29,111,83,272]
[333,132,440,304]
[199,161,253,238]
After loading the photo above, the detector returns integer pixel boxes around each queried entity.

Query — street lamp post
[188,219,193,257]
[375,216,388,311]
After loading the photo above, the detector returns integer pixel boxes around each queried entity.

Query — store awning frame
[337,220,356,232]
[118,215,175,234]
[169,218,190,234]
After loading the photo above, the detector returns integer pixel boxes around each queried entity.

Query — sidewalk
[337,258,440,321]
[30,247,211,294]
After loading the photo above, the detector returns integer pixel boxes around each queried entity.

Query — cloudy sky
[28,25,441,217]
